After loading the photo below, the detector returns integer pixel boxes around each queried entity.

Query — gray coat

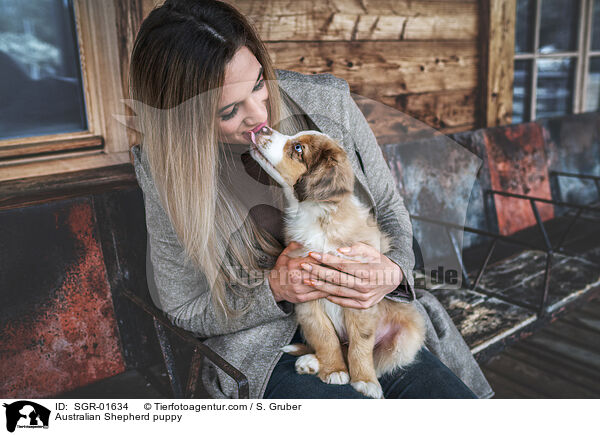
[130,68,494,399]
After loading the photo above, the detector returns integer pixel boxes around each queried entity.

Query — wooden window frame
[512,0,599,120]
[0,0,142,183]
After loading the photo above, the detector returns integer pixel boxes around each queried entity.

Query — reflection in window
[536,58,576,118]
[513,60,532,123]
[539,0,580,53]
[0,0,87,141]
[585,57,600,112]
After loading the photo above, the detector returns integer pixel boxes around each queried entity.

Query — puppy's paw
[281,344,301,353]
[295,354,319,375]
[351,381,384,399]
[281,343,311,356]
[324,371,350,385]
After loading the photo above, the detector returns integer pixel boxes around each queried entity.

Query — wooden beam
[114,0,145,149]
[0,151,131,183]
[75,0,130,154]
[0,136,103,161]
[0,164,138,211]
[479,0,516,127]
[228,0,478,42]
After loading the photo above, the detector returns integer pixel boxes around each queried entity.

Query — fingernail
[309,252,321,260]
[338,247,351,253]
[300,263,312,271]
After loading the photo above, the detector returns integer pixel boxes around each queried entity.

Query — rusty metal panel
[482,123,554,235]
[449,129,500,248]
[0,198,126,398]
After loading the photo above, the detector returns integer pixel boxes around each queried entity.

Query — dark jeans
[264,327,477,399]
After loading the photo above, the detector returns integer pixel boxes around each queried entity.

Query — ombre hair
[128,0,308,316]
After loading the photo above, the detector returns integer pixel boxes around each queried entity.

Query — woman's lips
[242,131,256,144]
[242,121,268,144]
[251,121,267,133]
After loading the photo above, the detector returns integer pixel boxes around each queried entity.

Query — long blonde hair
[129,0,308,316]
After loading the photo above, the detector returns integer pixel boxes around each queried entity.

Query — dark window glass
[513,59,533,123]
[516,0,536,53]
[592,0,600,51]
[539,0,580,53]
[536,57,576,118]
[0,0,87,141]
[585,57,600,111]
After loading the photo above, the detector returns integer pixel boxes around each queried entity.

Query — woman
[128,0,493,399]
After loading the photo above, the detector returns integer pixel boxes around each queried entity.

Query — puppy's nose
[255,125,273,147]
[257,125,272,136]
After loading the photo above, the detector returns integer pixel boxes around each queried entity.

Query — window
[0,0,87,141]
[513,0,600,123]
[0,0,135,181]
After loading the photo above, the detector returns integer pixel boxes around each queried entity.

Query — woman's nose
[245,94,268,124]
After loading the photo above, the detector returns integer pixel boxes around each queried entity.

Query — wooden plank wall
[251,0,480,138]
[141,0,482,141]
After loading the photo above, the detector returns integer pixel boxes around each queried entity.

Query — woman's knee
[380,347,477,398]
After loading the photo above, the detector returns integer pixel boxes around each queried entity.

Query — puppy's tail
[374,304,427,377]
[280,343,313,356]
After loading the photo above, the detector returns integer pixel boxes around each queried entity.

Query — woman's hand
[268,241,329,303]
[300,242,403,309]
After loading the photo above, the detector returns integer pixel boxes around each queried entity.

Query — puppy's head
[249,128,354,203]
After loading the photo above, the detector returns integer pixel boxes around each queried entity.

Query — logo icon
[3,401,50,432]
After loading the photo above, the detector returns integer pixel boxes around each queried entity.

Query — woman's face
[217,46,269,145]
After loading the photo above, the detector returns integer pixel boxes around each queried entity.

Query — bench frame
[412,172,600,317]
[121,288,250,399]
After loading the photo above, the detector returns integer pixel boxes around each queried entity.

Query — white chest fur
[322,299,347,342]
[284,199,337,253]
[283,193,375,256]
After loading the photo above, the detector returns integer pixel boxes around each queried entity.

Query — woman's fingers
[300,261,366,289]
[287,281,328,303]
[336,242,379,259]
[272,266,328,303]
[325,295,373,309]
[298,290,329,302]
[308,251,375,280]
[304,278,370,301]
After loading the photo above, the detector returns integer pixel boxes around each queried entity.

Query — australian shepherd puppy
[247,126,426,398]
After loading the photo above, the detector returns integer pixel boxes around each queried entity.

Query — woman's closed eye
[220,75,265,121]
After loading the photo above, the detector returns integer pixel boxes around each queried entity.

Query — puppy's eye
[294,143,303,153]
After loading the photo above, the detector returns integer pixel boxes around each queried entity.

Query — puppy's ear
[293,175,310,202]
[293,147,354,202]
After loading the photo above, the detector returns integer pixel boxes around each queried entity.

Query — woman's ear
[292,147,354,202]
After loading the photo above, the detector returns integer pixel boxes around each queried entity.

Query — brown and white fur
[248,126,426,398]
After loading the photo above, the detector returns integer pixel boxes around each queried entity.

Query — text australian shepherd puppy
[247,126,426,398]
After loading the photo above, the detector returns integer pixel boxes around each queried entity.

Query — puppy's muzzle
[255,126,273,148]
